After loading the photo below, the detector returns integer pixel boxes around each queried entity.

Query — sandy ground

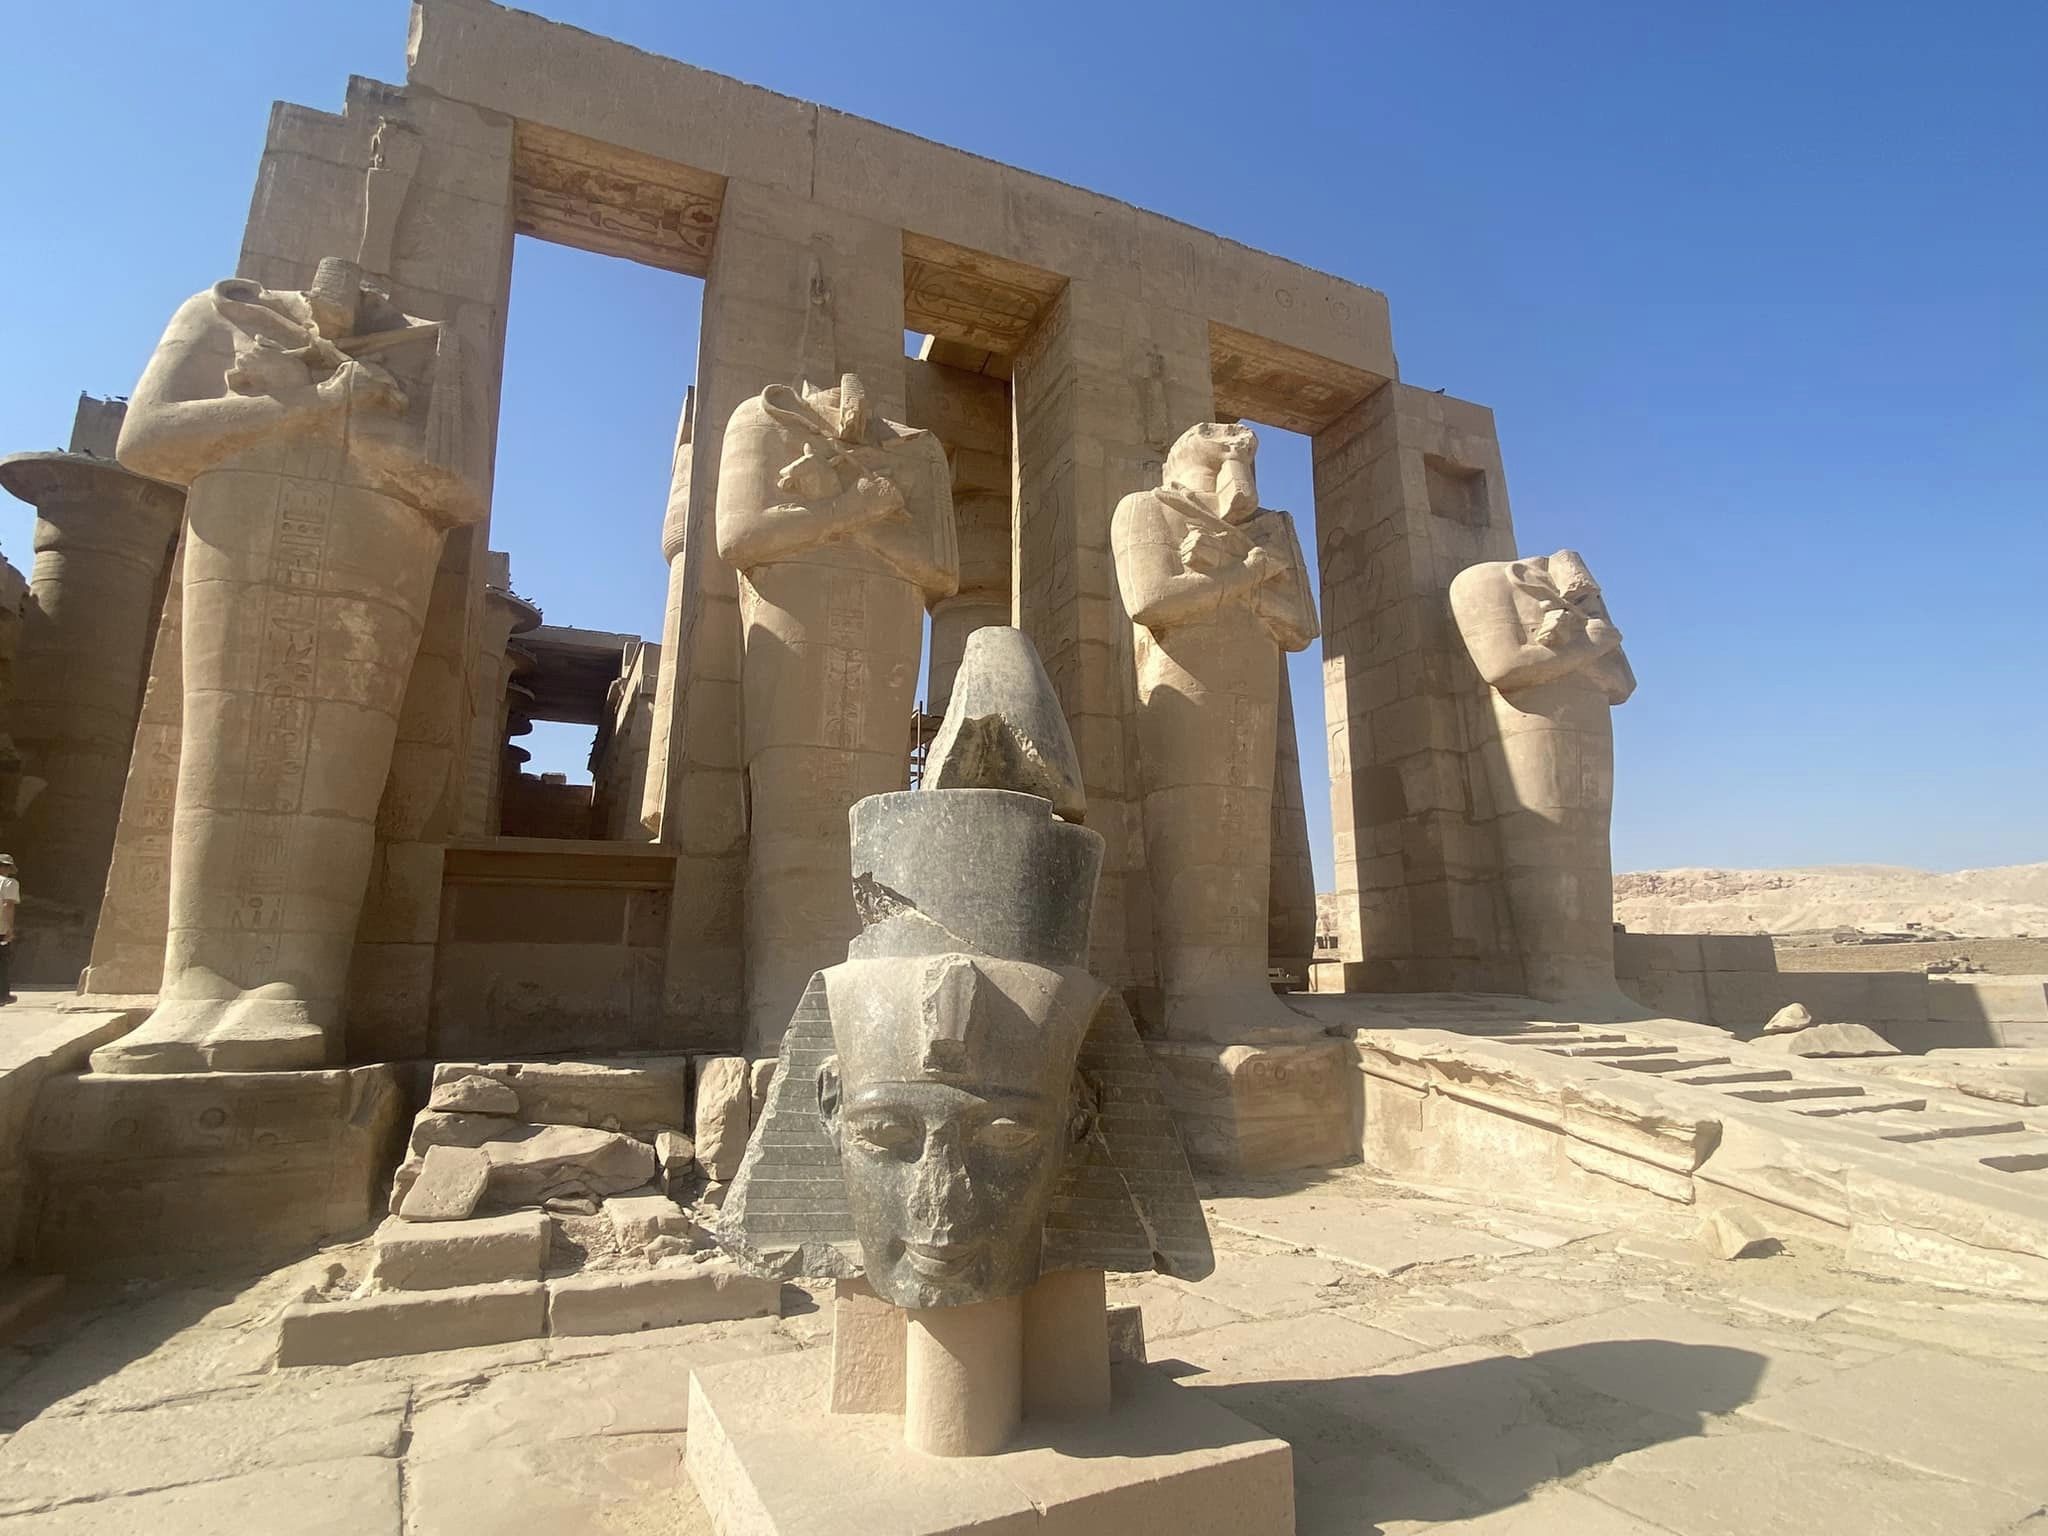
[1614,863,2048,939]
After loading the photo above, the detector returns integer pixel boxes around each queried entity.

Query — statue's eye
[977,1118,1040,1153]
[850,1114,918,1155]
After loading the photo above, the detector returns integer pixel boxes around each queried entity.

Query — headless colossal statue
[716,374,957,1054]
[93,256,482,1072]
[1449,549,1636,1002]
[1113,424,1319,1042]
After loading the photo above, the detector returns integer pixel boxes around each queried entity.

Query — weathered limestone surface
[716,374,957,1052]
[1116,424,1319,1044]
[27,1065,404,1272]
[0,397,184,983]
[88,248,486,1074]
[368,1209,548,1290]
[1316,386,1522,992]
[1451,550,1636,1004]
[1268,656,1318,988]
[1148,1038,1358,1176]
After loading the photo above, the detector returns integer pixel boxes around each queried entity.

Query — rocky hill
[1613,863,2048,938]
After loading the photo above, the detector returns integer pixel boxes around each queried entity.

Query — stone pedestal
[1147,1038,1356,1175]
[687,1351,1293,1536]
[0,449,183,982]
[25,1065,404,1273]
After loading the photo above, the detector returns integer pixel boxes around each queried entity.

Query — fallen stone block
[545,1260,779,1336]
[605,1192,697,1248]
[656,1128,696,1198]
[1752,1022,1900,1058]
[428,1073,520,1116]
[1700,1207,1779,1261]
[694,1056,750,1180]
[409,1110,511,1157]
[368,1210,550,1291]
[278,1281,547,1366]
[432,1059,689,1134]
[398,1144,490,1223]
[1763,1003,1814,1034]
[480,1123,658,1206]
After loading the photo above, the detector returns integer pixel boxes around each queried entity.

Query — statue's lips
[904,1240,983,1277]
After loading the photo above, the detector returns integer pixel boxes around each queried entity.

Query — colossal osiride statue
[1114,423,1320,1042]
[719,627,1212,1457]
[717,374,957,1055]
[91,257,483,1073]
[1449,549,1636,1002]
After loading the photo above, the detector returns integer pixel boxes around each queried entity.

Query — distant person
[0,854,17,1004]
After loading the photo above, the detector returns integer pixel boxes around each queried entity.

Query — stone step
[1453,1022,1583,1037]
[1676,1068,1796,1086]
[1726,1084,1867,1103]
[1791,1094,1929,1117]
[1872,1113,2029,1144]
[1500,1033,1631,1047]
[1543,1043,1676,1059]
[1978,1151,2048,1174]
[1610,1054,1734,1075]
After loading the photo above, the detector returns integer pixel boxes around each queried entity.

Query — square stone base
[26,1066,405,1273]
[687,1350,1293,1536]
[1147,1038,1357,1174]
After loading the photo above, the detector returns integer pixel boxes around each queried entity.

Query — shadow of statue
[1157,1338,1768,1531]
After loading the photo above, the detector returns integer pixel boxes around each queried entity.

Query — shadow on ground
[1160,1339,1766,1532]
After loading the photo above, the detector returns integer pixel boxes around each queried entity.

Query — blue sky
[2,1,2041,886]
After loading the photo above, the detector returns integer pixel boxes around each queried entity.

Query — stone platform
[1146,1038,1356,1175]
[687,1349,1293,1535]
[25,1066,404,1272]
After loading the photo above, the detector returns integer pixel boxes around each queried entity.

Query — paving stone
[406,1430,707,1535]
[545,1262,779,1337]
[278,1282,546,1366]
[1727,1287,1840,1325]
[1205,1195,1528,1276]
[1444,1273,1628,1324]
[1738,1347,2048,1498]
[1354,1300,1534,1350]
[1513,1301,1842,1416]
[1583,1428,2037,1536]
[1161,1311,1420,1388]
[545,1314,787,1362]
[0,1456,401,1535]
[1388,1485,1674,1535]
[1162,1242,1358,1318]
[367,1211,549,1291]
[1294,1445,1478,1534]
[0,1381,406,1513]
[1104,1277,1248,1340]
[408,1328,800,1459]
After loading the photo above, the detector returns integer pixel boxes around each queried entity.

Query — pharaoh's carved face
[816,955,1098,1309]
[1165,422,1260,521]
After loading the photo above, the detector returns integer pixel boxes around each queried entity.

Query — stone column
[0,553,27,857]
[1313,384,1523,994]
[0,400,184,982]
[1267,656,1317,989]
[652,179,908,1050]
[641,389,693,839]
[1010,282,1213,1001]
[458,554,539,838]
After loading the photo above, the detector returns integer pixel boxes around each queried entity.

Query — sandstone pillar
[1010,282,1213,999]
[652,180,908,1050]
[640,389,693,838]
[1267,655,1317,988]
[458,553,539,838]
[0,400,183,981]
[1313,384,1523,993]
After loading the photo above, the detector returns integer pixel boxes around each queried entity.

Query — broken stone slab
[277,1281,547,1366]
[1699,1207,1780,1261]
[1751,1022,1900,1058]
[431,1058,690,1134]
[1763,1003,1815,1034]
[921,624,1087,823]
[428,1073,521,1116]
[410,1110,514,1156]
[655,1128,696,1198]
[481,1124,658,1207]
[1106,1304,1147,1364]
[368,1210,550,1291]
[694,1055,750,1181]
[398,1144,491,1222]
[545,1259,780,1337]
[605,1192,698,1248]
